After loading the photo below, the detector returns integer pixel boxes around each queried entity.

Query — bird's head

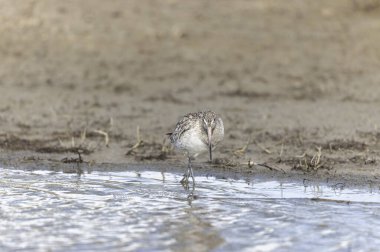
[202,111,218,162]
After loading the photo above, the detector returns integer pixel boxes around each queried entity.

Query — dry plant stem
[93,130,109,147]
[161,139,171,154]
[126,126,143,155]
[279,143,284,158]
[234,140,250,156]
[81,128,87,143]
[310,147,322,168]
[247,159,285,173]
[256,142,272,154]
[297,147,323,171]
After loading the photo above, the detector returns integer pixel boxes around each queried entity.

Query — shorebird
[167,111,224,185]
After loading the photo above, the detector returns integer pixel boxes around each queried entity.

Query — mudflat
[1,0,380,185]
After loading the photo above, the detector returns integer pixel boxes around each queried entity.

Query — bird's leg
[188,157,195,186]
[180,156,191,186]
[181,156,196,191]
[187,181,195,204]
[180,174,188,186]
[186,158,196,203]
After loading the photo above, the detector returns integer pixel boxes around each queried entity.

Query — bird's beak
[207,126,212,162]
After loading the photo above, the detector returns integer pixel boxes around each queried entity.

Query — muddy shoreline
[1,1,380,186]
[1,149,379,189]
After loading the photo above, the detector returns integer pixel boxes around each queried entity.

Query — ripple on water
[1,168,380,251]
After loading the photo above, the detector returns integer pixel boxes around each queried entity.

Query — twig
[248,159,285,173]
[310,146,322,169]
[126,126,144,155]
[234,140,250,156]
[80,128,87,144]
[296,152,306,158]
[93,130,109,147]
[254,141,272,154]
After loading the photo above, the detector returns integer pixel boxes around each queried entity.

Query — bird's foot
[180,174,188,183]
[180,174,190,190]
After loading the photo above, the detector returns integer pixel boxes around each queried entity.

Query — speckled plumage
[168,111,224,158]
[167,111,224,185]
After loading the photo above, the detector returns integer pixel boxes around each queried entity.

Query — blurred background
[1,0,380,164]
[3,2,380,251]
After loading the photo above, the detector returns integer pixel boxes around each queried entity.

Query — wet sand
[1,0,380,185]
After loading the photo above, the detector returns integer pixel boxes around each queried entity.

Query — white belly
[175,128,208,157]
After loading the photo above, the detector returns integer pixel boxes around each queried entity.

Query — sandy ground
[1,0,380,184]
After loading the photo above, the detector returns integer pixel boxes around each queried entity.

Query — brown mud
[1,0,380,185]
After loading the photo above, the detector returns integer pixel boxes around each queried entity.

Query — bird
[167,111,224,185]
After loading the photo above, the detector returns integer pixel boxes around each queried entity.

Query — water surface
[1,167,380,251]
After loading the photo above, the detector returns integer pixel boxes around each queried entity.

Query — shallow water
[1,167,380,251]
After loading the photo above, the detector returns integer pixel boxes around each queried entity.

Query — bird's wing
[171,113,197,142]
